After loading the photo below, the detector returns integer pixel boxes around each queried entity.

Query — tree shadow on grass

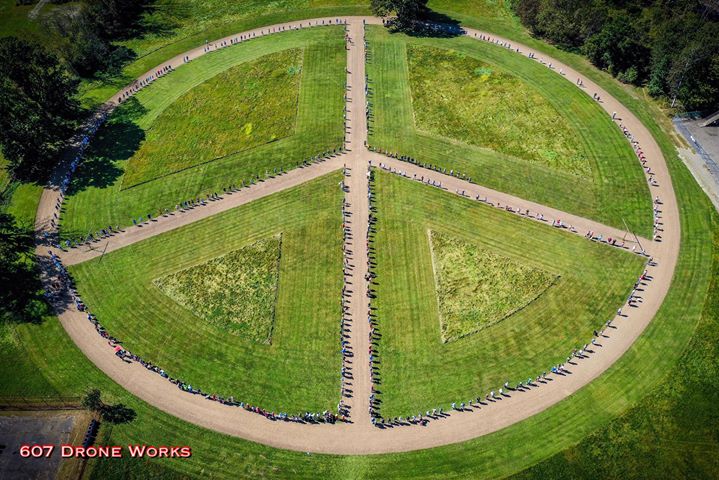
[388,9,464,38]
[67,98,147,195]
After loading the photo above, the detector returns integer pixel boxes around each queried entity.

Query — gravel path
[33,16,680,454]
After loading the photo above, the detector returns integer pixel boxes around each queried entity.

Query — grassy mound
[154,236,281,343]
[374,171,644,417]
[408,45,589,175]
[429,230,558,342]
[123,49,303,187]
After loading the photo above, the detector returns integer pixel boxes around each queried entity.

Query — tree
[510,0,719,113]
[42,0,145,78]
[82,388,105,412]
[0,37,82,179]
[88,0,149,40]
[82,388,137,424]
[582,16,650,81]
[101,403,137,424]
[371,0,429,29]
[43,6,113,77]
[513,0,542,32]
[0,213,46,323]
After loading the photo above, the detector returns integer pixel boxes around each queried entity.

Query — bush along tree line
[509,0,719,114]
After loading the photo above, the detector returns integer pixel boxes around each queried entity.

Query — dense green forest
[510,0,719,113]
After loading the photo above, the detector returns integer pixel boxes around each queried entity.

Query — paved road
[34,16,680,454]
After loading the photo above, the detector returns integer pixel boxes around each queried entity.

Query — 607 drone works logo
[20,444,192,459]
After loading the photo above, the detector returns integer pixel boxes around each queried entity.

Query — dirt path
[57,158,343,266]
[375,155,654,252]
[33,16,680,454]
[336,19,373,426]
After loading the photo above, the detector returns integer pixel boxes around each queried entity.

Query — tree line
[0,0,151,179]
[42,0,150,77]
[0,1,152,324]
[510,0,719,113]
[2,0,717,182]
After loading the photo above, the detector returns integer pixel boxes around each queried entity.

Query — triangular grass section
[406,44,590,176]
[122,48,304,187]
[428,230,559,342]
[153,235,282,343]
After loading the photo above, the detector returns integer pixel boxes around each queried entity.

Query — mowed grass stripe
[61,27,346,237]
[70,173,343,412]
[294,35,347,144]
[374,172,644,417]
[366,26,651,236]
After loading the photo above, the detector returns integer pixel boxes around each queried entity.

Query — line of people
[375,162,649,259]
[117,65,175,104]
[339,165,354,420]
[373,154,472,183]
[618,122,664,240]
[364,164,657,428]
[43,250,342,425]
[41,109,110,252]
[364,167,385,427]
[58,153,343,250]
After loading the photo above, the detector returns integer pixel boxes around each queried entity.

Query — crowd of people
[339,165,354,420]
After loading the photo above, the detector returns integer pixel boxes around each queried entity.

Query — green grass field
[1,2,718,478]
[0,154,43,227]
[407,45,590,175]
[366,25,652,237]
[429,230,559,342]
[153,235,282,343]
[373,172,645,417]
[0,0,45,41]
[60,26,346,237]
[69,173,343,413]
[123,48,304,187]
[77,2,371,107]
